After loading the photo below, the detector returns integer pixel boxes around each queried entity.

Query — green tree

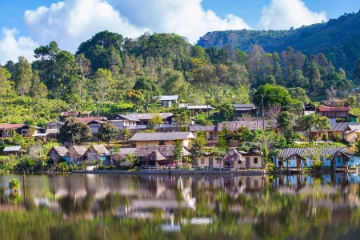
[13,56,32,96]
[218,103,234,121]
[147,114,163,130]
[354,58,360,84]
[98,122,119,145]
[253,84,293,108]
[0,66,12,100]
[58,118,93,144]
[29,70,48,98]
[190,131,207,161]
[173,139,184,163]
[298,114,330,141]
[92,68,114,103]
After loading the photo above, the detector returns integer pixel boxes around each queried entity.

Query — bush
[332,132,341,142]
[9,179,20,190]
[322,133,328,141]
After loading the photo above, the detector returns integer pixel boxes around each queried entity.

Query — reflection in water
[0,173,360,239]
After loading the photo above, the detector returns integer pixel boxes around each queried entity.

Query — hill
[197,11,360,76]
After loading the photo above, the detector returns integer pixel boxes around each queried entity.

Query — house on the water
[134,145,191,165]
[130,132,195,148]
[67,145,87,163]
[273,147,355,170]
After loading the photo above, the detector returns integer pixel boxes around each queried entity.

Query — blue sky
[0,0,359,64]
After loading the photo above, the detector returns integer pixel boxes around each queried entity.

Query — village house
[134,145,191,166]
[60,111,80,121]
[48,146,68,164]
[156,95,178,108]
[314,122,360,142]
[273,147,356,170]
[84,144,111,162]
[67,145,87,163]
[2,146,25,157]
[113,113,175,127]
[187,105,214,115]
[194,148,264,170]
[0,123,45,138]
[130,132,195,148]
[316,106,352,124]
[110,115,141,130]
[77,117,107,134]
[45,122,64,138]
[188,125,218,145]
[232,104,257,119]
[217,119,278,132]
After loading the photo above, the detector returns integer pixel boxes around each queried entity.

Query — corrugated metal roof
[188,125,216,132]
[158,95,178,101]
[218,120,277,131]
[187,105,214,110]
[278,147,349,158]
[130,132,195,141]
[120,113,173,121]
[3,146,22,152]
[330,122,360,131]
[318,106,352,112]
[0,124,24,130]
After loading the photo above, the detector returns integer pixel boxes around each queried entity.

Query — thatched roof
[49,146,68,157]
[68,146,87,156]
[89,144,110,155]
[145,150,167,161]
[221,148,245,162]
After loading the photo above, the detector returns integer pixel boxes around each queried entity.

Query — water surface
[0,173,360,240]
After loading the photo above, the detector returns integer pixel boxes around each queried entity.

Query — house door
[246,157,250,168]
[209,158,213,167]
[296,157,301,168]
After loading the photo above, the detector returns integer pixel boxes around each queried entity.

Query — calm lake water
[0,173,360,240]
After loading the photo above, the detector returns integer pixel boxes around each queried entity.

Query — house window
[337,157,342,163]
[254,158,258,164]
[201,158,205,164]
[254,180,258,187]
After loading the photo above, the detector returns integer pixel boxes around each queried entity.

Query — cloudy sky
[0,0,359,64]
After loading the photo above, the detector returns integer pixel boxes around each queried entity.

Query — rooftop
[130,132,195,141]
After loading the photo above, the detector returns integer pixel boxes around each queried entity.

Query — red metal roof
[317,106,352,112]
[77,117,107,124]
[0,123,24,130]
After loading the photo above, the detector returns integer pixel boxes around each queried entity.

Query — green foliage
[8,179,20,190]
[58,118,93,144]
[173,139,184,162]
[147,114,163,130]
[190,132,207,160]
[98,122,119,144]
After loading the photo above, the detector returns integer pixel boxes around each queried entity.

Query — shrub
[9,179,20,190]
[332,132,341,142]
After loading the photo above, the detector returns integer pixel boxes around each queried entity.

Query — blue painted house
[273,147,356,170]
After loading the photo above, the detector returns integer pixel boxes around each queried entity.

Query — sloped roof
[221,148,245,162]
[61,112,79,117]
[119,113,174,121]
[50,146,68,157]
[130,132,195,141]
[3,146,22,152]
[77,117,107,124]
[82,111,92,115]
[157,95,179,101]
[88,145,110,155]
[119,148,137,155]
[317,106,352,112]
[68,146,87,156]
[135,145,191,157]
[232,104,256,110]
[218,120,278,131]
[278,147,350,159]
[330,122,360,131]
[187,105,214,110]
[0,123,24,130]
[145,150,167,161]
[188,124,217,132]
[116,115,140,122]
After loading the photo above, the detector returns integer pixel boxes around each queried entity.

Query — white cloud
[115,0,251,44]
[23,0,147,53]
[258,0,327,30]
[0,28,38,64]
[0,0,251,63]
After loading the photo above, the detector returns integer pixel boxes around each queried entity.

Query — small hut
[2,146,25,157]
[48,146,68,164]
[221,148,245,169]
[143,150,167,166]
[67,146,87,163]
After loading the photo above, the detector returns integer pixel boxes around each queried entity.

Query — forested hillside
[1,19,360,126]
[197,11,360,76]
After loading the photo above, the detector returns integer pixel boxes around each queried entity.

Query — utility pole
[261,94,265,129]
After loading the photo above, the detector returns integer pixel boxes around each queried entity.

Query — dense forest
[197,11,360,77]
[1,11,360,126]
